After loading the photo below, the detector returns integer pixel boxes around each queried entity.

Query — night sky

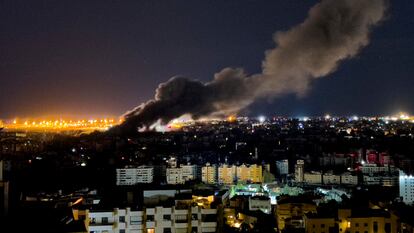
[1,1,413,119]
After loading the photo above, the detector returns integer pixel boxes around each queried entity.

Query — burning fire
[227,115,237,123]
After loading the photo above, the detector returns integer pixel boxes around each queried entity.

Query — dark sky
[1,0,413,119]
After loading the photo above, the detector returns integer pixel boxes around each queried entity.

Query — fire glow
[1,118,121,132]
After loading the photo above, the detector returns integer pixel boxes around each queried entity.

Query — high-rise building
[73,205,218,233]
[399,170,414,204]
[181,164,198,182]
[323,172,341,184]
[201,163,218,184]
[361,164,397,175]
[166,167,183,184]
[379,152,391,166]
[304,171,322,184]
[218,164,236,185]
[276,159,289,176]
[304,208,399,233]
[166,164,198,185]
[202,163,263,185]
[116,166,154,185]
[236,164,263,183]
[340,173,358,185]
[295,160,305,183]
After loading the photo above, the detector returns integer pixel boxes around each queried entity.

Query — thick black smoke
[116,0,387,134]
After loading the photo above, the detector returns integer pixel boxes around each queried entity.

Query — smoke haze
[117,0,387,134]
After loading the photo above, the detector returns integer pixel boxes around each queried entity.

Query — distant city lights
[301,117,310,122]
[1,112,413,133]
[1,118,119,132]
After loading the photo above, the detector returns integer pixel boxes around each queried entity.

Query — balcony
[162,208,172,215]
[174,209,189,215]
[174,222,188,228]
[128,223,144,230]
[146,221,155,228]
[201,209,216,215]
[89,221,114,226]
[161,220,172,227]
[201,222,217,228]
[88,224,113,232]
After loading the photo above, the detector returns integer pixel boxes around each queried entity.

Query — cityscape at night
[1,0,414,233]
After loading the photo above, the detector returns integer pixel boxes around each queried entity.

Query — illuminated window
[147,229,155,233]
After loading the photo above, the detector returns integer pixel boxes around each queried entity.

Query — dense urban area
[0,115,414,233]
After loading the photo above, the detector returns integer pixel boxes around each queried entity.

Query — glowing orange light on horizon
[168,122,183,129]
[227,115,237,122]
[1,117,122,132]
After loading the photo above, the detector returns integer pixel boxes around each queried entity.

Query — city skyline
[3,2,414,232]
[1,1,414,119]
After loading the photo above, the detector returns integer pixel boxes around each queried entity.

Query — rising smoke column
[117,0,387,133]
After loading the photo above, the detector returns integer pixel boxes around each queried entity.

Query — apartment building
[116,166,154,185]
[73,205,218,233]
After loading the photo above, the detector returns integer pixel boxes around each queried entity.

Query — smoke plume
[116,0,387,134]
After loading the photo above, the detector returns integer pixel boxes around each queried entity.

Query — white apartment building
[323,173,341,184]
[361,164,397,175]
[276,159,289,176]
[399,170,414,204]
[116,166,154,185]
[303,172,358,185]
[248,196,271,214]
[201,163,217,184]
[181,164,198,182]
[74,205,217,233]
[294,160,305,183]
[166,164,198,185]
[166,167,184,184]
[340,173,358,185]
[304,172,322,184]
[363,175,398,186]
